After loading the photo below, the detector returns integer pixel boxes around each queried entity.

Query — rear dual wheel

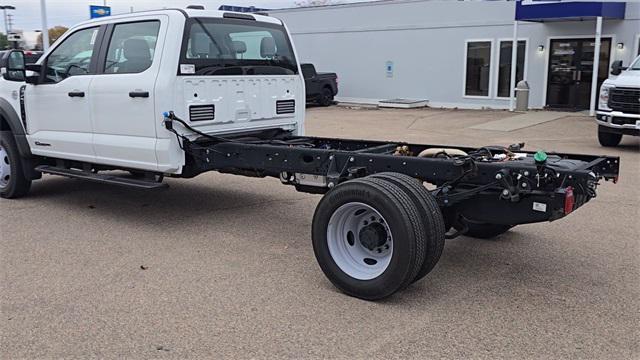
[312,173,445,300]
[370,173,446,283]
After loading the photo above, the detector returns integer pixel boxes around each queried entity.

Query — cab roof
[72,8,282,28]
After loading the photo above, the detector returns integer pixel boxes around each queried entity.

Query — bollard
[515,80,530,111]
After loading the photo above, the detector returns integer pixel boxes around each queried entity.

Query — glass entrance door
[546,38,611,110]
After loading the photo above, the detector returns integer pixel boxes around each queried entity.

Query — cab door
[25,26,104,163]
[89,18,165,171]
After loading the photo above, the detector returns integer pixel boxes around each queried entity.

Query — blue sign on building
[516,1,626,22]
[90,5,111,19]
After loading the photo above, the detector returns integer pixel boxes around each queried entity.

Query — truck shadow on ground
[381,230,582,305]
[21,176,585,305]
[23,175,316,232]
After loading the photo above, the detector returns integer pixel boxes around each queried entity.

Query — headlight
[599,85,614,111]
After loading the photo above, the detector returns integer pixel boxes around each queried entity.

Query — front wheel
[598,126,622,147]
[0,132,31,199]
[312,177,427,300]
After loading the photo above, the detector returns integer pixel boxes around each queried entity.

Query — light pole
[40,0,49,51]
[0,5,16,37]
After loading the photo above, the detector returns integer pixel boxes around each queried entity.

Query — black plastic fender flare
[0,96,31,156]
[0,96,41,180]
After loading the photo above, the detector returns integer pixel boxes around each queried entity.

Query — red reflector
[564,186,575,215]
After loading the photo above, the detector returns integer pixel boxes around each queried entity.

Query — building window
[465,41,492,97]
[497,40,526,98]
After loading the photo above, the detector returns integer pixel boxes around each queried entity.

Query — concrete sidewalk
[470,111,580,132]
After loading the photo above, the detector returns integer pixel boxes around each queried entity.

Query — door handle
[129,91,149,98]
[68,91,85,97]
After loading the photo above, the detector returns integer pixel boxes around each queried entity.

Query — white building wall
[272,0,640,109]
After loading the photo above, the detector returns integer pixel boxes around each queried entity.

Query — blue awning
[516,1,626,22]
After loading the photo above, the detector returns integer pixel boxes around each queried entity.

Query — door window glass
[44,27,98,83]
[497,40,526,97]
[465,41,492,97]
[104,21,160,74]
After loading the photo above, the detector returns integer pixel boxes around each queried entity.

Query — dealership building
[271,0,640,111]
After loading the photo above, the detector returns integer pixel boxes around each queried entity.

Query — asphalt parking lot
[1,107,639,359]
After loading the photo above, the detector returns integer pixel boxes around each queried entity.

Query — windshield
[179,18,298,76]
[629,56,640,71]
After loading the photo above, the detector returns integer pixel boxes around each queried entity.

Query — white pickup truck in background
[596,55,640,147]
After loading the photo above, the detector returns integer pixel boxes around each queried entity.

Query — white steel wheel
[0,144,10,189]
[326,202,393,280]
[312,178,426,300]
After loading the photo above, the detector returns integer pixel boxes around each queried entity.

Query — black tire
[0,132,31,199]
[370,173,446,283]
[598,126,622,147]
[318,87,334,107]
[312,177,427,300]
[465,222,513,239]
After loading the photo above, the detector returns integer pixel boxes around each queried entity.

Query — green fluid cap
[534,151,548,163]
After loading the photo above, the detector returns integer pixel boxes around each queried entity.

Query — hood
[605,69,640,88]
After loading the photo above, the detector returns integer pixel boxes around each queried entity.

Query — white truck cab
[4,8,304,174]
[596,55,640,147]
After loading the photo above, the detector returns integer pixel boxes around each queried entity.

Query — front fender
[0,94,31,158]
[0,94,41,180]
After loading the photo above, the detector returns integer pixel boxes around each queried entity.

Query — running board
[35,165,167,190]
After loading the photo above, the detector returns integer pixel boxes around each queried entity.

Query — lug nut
[502,189,510,196]
[495,173,503,180]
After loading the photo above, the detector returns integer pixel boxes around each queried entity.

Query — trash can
[515,80,529,111]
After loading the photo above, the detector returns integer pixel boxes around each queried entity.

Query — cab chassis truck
[0,8,620,300]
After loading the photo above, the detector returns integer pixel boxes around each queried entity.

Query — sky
[0,0,351,32]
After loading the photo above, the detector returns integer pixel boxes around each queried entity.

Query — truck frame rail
[177,126,619,229]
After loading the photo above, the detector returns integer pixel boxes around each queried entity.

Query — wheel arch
[324,83,336,95]
[0,97,32,157]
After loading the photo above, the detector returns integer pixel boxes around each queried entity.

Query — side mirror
[610,60,627,76]
[24,63,42,85]
[2,50,26,82]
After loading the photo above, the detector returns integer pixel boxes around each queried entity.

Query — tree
[0,32,8,50]
[36,26,69,49]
